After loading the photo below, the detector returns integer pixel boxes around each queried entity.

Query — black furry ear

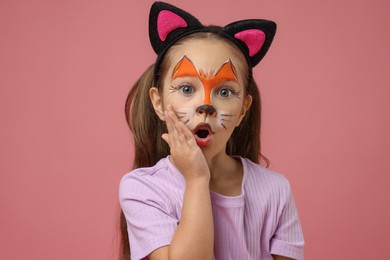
[149,1,203,55]
[222,20,277,68]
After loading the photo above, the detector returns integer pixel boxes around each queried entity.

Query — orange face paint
[172,56,238,105]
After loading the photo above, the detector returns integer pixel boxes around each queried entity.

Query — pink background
[1,0,389,259]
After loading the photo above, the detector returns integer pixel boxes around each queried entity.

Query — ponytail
[125,64,170,168]
[119,64,171,259]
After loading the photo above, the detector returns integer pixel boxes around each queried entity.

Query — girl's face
[150,37,252,156]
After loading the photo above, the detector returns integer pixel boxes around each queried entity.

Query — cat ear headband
[149,1,277,85]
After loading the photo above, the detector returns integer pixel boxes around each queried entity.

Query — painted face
[172,55,239,106]
[156,38,252,153]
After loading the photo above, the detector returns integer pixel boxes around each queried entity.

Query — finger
[165,110,177,138]
[175,121,188,143]
[164,110,180,150]
[166,106,192,148]
[166,110,186,150]
[166,107,190,144]
[166,105,180,123]
[164,110,172,131]
[166,107,183,139]
[161,133,171,146]
[176,121,195,143]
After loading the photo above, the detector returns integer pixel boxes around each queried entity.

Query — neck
[205,152,229,177]
[204,151,243,196]
[203,151,240,181]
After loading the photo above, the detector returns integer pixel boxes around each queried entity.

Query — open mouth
[195,129,210,138]
[193,124,214,147]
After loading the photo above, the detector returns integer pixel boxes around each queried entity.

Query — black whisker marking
[221,123,227,130]
[168,86,179,95]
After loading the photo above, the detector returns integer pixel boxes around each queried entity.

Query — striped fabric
[119,156,304,260]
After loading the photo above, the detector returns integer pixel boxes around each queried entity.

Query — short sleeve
[119,173,179,260]
[270,179,305,260]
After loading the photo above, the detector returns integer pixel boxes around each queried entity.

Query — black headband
[149,1,277,85]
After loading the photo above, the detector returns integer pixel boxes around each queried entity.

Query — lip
[193,123,214,147]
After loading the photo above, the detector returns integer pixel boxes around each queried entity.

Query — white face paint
[175,106,242,131]
[161,38,252,153]
[174,107,196,126]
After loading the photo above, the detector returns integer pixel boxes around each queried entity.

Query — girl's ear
[236,95,253,126]
[149,87,165,121]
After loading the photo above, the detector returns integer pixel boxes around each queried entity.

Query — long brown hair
[119,32,269,260]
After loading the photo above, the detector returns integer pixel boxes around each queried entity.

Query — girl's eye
[179,85,195,95]
[217,88,234,97]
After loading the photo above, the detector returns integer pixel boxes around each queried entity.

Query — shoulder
[119,158,184,259]
[240,158,293,204]
[120,157,168,187]
[241,158,291,189]
[119,156,185,205]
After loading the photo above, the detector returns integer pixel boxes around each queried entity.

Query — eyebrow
[171,55,238,82]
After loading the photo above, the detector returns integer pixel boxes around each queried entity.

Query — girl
[119,2,304,260]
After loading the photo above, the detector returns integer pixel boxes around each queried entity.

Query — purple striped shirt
[119,156,304,259]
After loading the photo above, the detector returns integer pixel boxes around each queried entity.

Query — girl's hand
[161,105,210,183]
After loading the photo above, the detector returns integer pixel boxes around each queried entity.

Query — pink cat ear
[234,29,266,57]
[157,10,188,41]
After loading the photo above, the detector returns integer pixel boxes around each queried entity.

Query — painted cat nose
[196,105,217,117]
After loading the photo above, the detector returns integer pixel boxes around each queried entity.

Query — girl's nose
[196,105,217,117]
